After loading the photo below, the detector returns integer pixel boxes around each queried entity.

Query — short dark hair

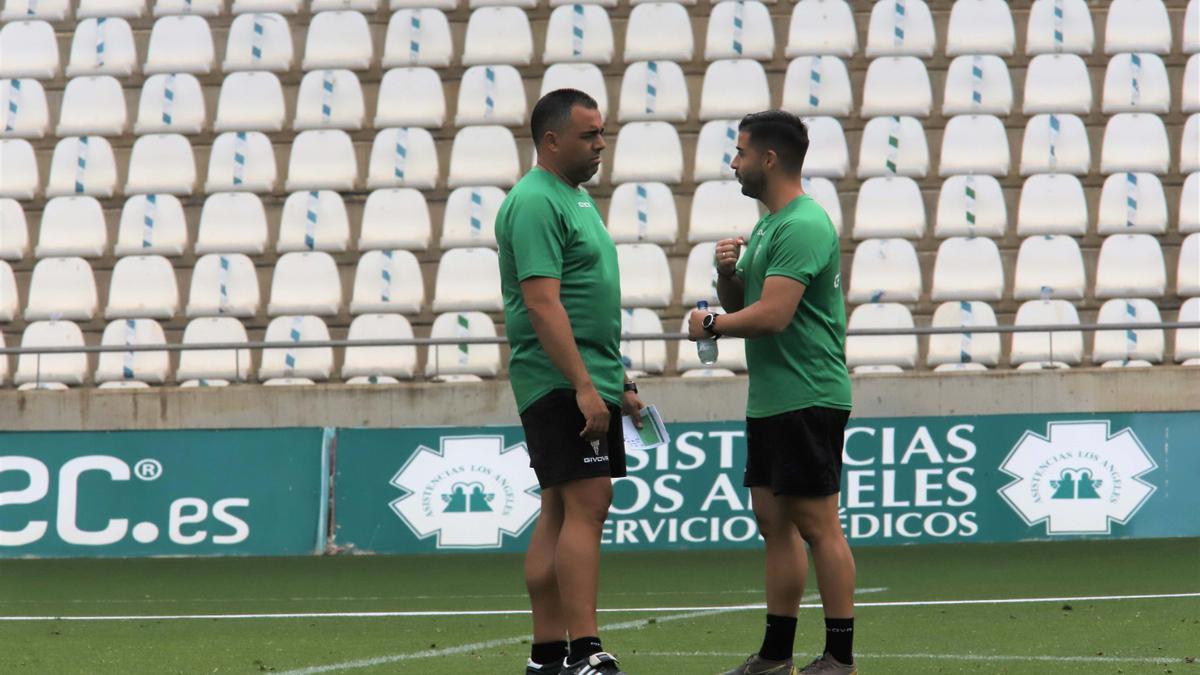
[530,89,599,147]
[738,111,809,175]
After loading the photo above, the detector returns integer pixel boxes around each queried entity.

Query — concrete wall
[4,368,1198,431]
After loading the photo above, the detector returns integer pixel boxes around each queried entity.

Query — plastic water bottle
[696,300,719,365]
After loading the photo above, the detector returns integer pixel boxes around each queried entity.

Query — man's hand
[687,309,709,341]
[576,385,610,443]
[622,390,646,429]
[714,236,746,278]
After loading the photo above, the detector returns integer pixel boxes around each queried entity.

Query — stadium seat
[313,0,377,7]
[106,255,179,319]
[350,250,424,315]
[865,0,935,57]
[680,368,738,378]
[0,139,38,199]
[344,375,401,385]
[857,116,929,178]
[1095,234,1165,298]
[543,4,614,64]
[0,21,59,79]
[1176,298,1200,362]
[78,0,145,17]
[611,122,683,184]
[799,117,849,179]
[540,64,610,117]
[57,76,126,137]
[625,2,693,61]
[934,362,989,373]
[620,308,666,374]
[425,312,500,378]
[1023,54,1092,115]
[860,57,931,118]
[304,10,373,70]
[688,180,760,243]
[135,74,206,134]
[1096,172,1167,234]
[845,303,917,369]
[259,315,333,382]
[1177,233,1199,297]
[94,319,169,385]
[802,177,843,234]
[367,127,440,190]
[267,252,342,316]
[617,244,672,308]
[945,0,1014,56]
[1016,173,1088,236]
[847,238,922,303]
[618,61,689,123]
[277,190,351,253]
[786,0,855,57]
[1010,299,1083,365]
[1185,115,1200,174]
[1019,114,1090,176]
[194,193,268,255]
[681,243,722,308]
[154,0,223,15]
[1025,0,1094,55]
[1013,235,1086,300]
[1100,113,1169,175]
[2,0,69,20]
[214,72,285,132]
[35,196,108,258]
[223,13,293,72]
[432,248,502,312]
[699,60,770,121]
[462,7,532,66]
[145,15,214,74]
[342,313,418,380]
[1105,0,1171,54]
[176,318,253,383]
[14,321,87,386]
[126,134,196,195]
[286,130,358,191]
[294,70,365,131]
[186,253,260,317]
[262,378,316,386]
[931,237,1004,301]
[67,18,137,77]
[382,9,453,69]
[939,115,1009,176]
[0,261,16,321]
[705,0,774,60]
[942,55,1012,116]
[0,78,49,139]
[114,194,188,257]
[441,186,503,249]
[934,174,1007,238]
[1185,55,1200,113]
[232,0,300,12]
[781,56,853,118]
[1102,53,1170,114]
[359,188,432,251]
[853,177,925,239]
[456,66,526,127]
[1093,298,1164,364]
[0,199,29,260]
[1188,0,1200,53]
[46,136,117,198]
[447,126,519,188]
[926,301,1000,367]
[1182,174,1200,233]
[376,68,445,128]
[692,120,739,182]
[676,310,747,372]
[607,182,678,244]
[205,131,277,193]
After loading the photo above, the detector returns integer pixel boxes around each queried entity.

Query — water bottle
[696,300,719,365]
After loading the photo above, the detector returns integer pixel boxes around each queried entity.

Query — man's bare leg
[789,493,856,668]
[526,486,567,643]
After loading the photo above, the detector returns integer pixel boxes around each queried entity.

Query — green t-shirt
[495,168,625,413]
[735,194,852,418]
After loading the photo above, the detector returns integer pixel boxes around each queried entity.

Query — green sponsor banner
[333,412,1200,554]
[0,428,328,558]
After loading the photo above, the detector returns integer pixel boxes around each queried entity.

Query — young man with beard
[687,111,857,675]
[495,89,644,675]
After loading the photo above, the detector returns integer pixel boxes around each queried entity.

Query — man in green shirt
[496,89,644,675]
[687,111,857,675]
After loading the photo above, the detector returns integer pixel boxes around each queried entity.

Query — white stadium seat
[1016,173,1088,236]
[223,13,293,72]
[1026,0,1093,55]
[1188,0,1200,53]
[0,139,38,199]
[942,55,1012,116]
[145,15,214,74]
[376,68,445,128]
[232,0,300,12]
[277,190,351,253]
[860,57,931,118]
[259,315,333,382]
[67,18,137,77]
[35,196,107,258]
[1020,114,1090,176]
[214,72,285,132]
[1185,55,1200,113]
[853,177,925,239]
[176,318,253,383]
[680,368,738,378]
[799,117,849,179]
[1010,300,1083,365]
[847,238,922,303]
[1093,298,1164,364]
[46,136,117,198]
[1101,113,1170,175]
[700,60,770,121]
[359,189,432,251]
[126,134,196,195]
[786,0,856,58]
[1013,235,1086,299]
[456,66,526,127]
[0,199,30,260]
[286,130,358,191]
[1102,53,1170,114]
[946,0,1014,56]
[935,175,1007,238]
[154,0,223,15]
[0,78,49,139]
[688,180,760,243]
[1180,234,1200,297]
[934,363,989,373]
[607,182,679,244]
[186,253,260,317]
[194,193,268,255]
[931,237,1004,301]
[1105,0,1171,54]
[782,56,853,117]
[0,21,59,79]
[135,74,206,135]
[800,177,843,235]
[2,0,69,20]
[1181,174,1200,233]
[625,3,693,62]
[205,131,277,193]
[462,7,532,66]
[1097,172,1167,234]
[0,261,16,321]
[693,120,739,182]
[294,70,365,131]
[447,126,519,188]
[441,186,504,249]
[303,10,373,71]
[865,0,935,57]
[268,252,342,316]
[620,308,666,374]
[342,313,418,380]
[1185,115,1200,174]
[14,321,87,386]
[705,0,774,61]
[1023,54,1092,115]
[540,64,610,117]
[432,248,502,312]
[681,243,722,308]
[367,127,440,190]
[425,312,500,378]
[611,122,683,184]
[927,301,1001,367]
[94,319,169,385]
[939,115,1009,176]
[382,9,453,69]
[106,255,179,319]
[846,303,917,369]
[77,0,144,17]
[1177,298,1200,362]
[544,4,614,64]
[619,61,689,123]
[617,244,672,308]
[676,310,746,372]
[1095,233,1166,298]
[114,194,188,257]
[857,116,929,178]
[350,250,424,315]
[57,76,126,137]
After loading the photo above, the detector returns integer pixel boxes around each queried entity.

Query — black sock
[567,636,603,664]
[758,614,798,662]
[824,617,854,664]
[530,640,567,666]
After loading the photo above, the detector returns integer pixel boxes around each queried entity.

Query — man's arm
[716,274,746,312]
[689,276,807,340]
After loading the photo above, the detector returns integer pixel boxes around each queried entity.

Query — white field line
[634,651,1193,666]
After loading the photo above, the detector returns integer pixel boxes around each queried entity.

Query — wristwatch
[702,312,720,337]
[623,381,638,394]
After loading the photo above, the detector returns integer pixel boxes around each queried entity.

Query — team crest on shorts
[390,435,541,548]
[998,421,1157,535]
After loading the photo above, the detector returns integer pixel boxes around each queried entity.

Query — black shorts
[520,389,627,489]
[744,406,851,497]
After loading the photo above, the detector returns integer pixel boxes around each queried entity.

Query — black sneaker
[526,658,564,675]
[562,651,627,674]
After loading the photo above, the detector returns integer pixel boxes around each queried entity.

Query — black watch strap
[623,382,638,394]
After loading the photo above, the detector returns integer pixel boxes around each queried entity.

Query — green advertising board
[0,428,329,558]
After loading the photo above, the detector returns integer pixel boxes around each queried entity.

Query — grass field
[1,538,1197,674]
